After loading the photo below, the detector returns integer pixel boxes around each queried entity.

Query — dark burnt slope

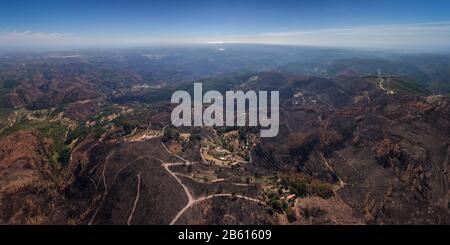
[248,73,449,224]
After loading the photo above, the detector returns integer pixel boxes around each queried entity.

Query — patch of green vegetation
[182,133,201,148]
[312,183,334,199]
[389,77,430,95]
[65,125,91,144]
[430,82,450,96]
[89,106,120,122]
[1,121,58,138]
[254,174,263,184]
[266,192,288,213]
[65,123,106,144]
[280,174,333,199]
[113,116,140,135]
[286,178,308,197]
[162,126,179,142]
[0,121,69,166]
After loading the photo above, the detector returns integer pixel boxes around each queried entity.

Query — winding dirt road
[127,172,141,225]
[90,125,265,225]
[160,127,264,225]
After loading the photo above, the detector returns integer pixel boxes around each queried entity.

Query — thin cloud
[0,31,80,46]
[254,22,450,49]
[263,21,450,37]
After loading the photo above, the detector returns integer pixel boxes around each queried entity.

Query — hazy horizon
[1,0,450,51]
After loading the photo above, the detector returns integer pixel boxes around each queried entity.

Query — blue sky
[1,0,450,49]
